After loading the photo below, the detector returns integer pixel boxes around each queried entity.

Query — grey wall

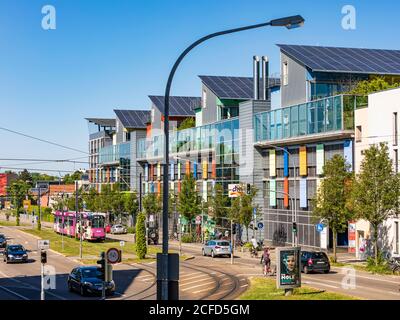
[280,52,307,108]
[130,130,147,191]
[116,117,124,144]
[201,84,218,125]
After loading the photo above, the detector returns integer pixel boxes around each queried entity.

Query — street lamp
[159,15,305,300]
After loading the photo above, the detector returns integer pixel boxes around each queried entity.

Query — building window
[394,112,398,146]
[151,108,155,123]
[125,131,131,142]
[395,149,398,173]
[395,221,399,254]
[282,61,288,86]
[356,125,362,142]
[202,89,207,109]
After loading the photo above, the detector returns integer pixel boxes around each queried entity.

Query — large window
[282,61,288,86]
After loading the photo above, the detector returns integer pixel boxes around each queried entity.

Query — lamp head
[270,15,305,29]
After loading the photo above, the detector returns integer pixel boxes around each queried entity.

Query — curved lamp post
[160,15,305,300]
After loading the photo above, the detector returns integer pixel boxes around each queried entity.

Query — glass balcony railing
[99,142,131,164]
[137,118,239,159]
[254,94,367,143]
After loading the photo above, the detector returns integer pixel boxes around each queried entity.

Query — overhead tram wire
[0,166,77,173]
[0,126,88,155]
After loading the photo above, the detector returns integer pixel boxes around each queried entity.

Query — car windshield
[217,242,230,246]
[311,252,327,259]
[81,268,102,279]
[9,245,24,252]
[91,216,104,229]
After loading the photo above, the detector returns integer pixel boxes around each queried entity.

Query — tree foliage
[312,155,354,262]
[177,173,201,231]
[177,117,195,131]
[63,171,83,184]
[6,180,31,226]
[135,212,147,259]
[348,77,400,95]
[351,143,400,265]
[143,193,162,217]
[208,184,229,220]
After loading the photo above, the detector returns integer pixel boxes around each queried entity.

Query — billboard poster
[276,247,301,289]
[348,221,356,253]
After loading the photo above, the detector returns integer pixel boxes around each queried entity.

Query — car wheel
[303,266,309,274]
[211,250,215,258]
[324,269,330,274]
[80,285,86,296]
[202,249,206,256]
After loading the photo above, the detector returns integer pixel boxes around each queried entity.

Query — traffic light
[97,252,106,281]
[246,183,251,195]
[40,250,47,264]
[232,223,237,235]
[292,222,298,234]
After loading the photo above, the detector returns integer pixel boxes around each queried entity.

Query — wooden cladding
[299,146,307,176]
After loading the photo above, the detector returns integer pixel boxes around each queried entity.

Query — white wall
[354,87,400,257]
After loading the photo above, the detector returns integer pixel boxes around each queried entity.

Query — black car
[3,244,28,263]
[301,251,330,274]
[0,234,7,251]
[67,266,115,296]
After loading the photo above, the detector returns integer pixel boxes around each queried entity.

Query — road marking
[181,274,207,281]
[191,287,212,294]
[181,281,215,292]
[180,277,212,286]
[136,275,154,280]
[303,280,339,289]
[240,284,249,288]
[0,285,30,300]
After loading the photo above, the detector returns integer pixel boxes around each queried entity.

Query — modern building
[86,44,400,251]
[354,87,400,257]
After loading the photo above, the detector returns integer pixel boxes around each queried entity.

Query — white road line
[191,287,212,294]
[303,280,339,289]
[240,284,249,288]
[180,277,212,287]
[181,281,215,292]
[0,285,30,300]
[180,274,207,281]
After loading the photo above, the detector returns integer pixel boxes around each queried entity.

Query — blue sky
[0,0,399,175]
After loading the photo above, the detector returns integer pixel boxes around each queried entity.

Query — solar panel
[148,96,200,116]
[113,110,150,129]
[277,44,400,75]
[198,75,280,100]
[85,118,116,127]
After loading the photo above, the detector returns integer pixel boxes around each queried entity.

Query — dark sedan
[3,244,28,263]
[67,266,115,296]
[301,251,330,274]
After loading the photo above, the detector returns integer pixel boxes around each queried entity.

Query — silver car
[202,240,231,258]
[111,224,127,234]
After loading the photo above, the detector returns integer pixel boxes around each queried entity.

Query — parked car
[67,266,115,296]
[105,224,112,234]
[0,234,7,251]
[301,251,330,274]
[111,224,127,234]
[3,244,28,263]
[202,240,231,258]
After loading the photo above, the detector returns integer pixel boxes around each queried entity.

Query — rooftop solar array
[277,44,400,75]
[198,75,280,100]
[148,96,200,116]
[113,110,150,129]
[85,118,116,127]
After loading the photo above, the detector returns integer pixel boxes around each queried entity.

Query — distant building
[0,172,18,196]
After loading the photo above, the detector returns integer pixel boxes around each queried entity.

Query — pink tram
[53,211,106,241]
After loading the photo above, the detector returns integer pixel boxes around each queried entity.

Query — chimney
[261,56,269,100]
[253,56,260,100]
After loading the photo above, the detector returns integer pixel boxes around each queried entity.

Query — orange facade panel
[177,180,181,193]
[299,146,307,176]
[157,181,161,195]
[211,160,216,179]
[185,161,190,175]
[283,177,289,208]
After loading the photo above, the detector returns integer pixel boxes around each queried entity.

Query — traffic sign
[38,240,50,250]
[253,207,257,215]
[106,248,121,264]
[316,223,324,232]
[257,222,264,230]
[119,241,125,247]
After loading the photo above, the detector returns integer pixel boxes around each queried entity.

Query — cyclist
[261,247,271,275]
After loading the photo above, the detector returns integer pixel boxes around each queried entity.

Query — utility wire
[0,126,88,155]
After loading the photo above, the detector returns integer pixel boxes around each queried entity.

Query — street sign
[38,240,50,250]
[149,214,154,222]
[106,248,121,264]
[253,207,257,215]
[316,223,324,233]
[195,215,202,225]
[228,184,244,198]
[257,222,264,230]
[120,241,125,247]
[23,200,31,210]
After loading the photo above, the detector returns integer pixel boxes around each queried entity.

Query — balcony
[254,94,367,146]
[99,142,131,165]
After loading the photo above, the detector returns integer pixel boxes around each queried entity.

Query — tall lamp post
[158,15,305,300]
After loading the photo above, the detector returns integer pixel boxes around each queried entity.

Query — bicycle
[388,257,400,275]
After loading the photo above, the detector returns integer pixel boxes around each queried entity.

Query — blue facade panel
[194,162,198,179]
[170,162,175,181]
[283,149,289,177]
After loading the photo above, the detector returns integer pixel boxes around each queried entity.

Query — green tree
[124,192,139,225]
[143,193,162,217]
[209,184,229,220]
[312,155,354,262]
[348,77,400,95]
[63,171,83,184]
[82,188,99,212]
[177,117,195,131]
[351,143,400,265]
[177,173,201,234]
[239,185,260,241]
[66,187,84,212]
[135,212,147,259]
[7,180,30,226]
[18,169,33,186]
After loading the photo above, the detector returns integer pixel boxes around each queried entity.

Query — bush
[135,212,147,259]
[181,233,195,243]
[366,253,392,274]
[127,226,136,234]
[243,242,253,249]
